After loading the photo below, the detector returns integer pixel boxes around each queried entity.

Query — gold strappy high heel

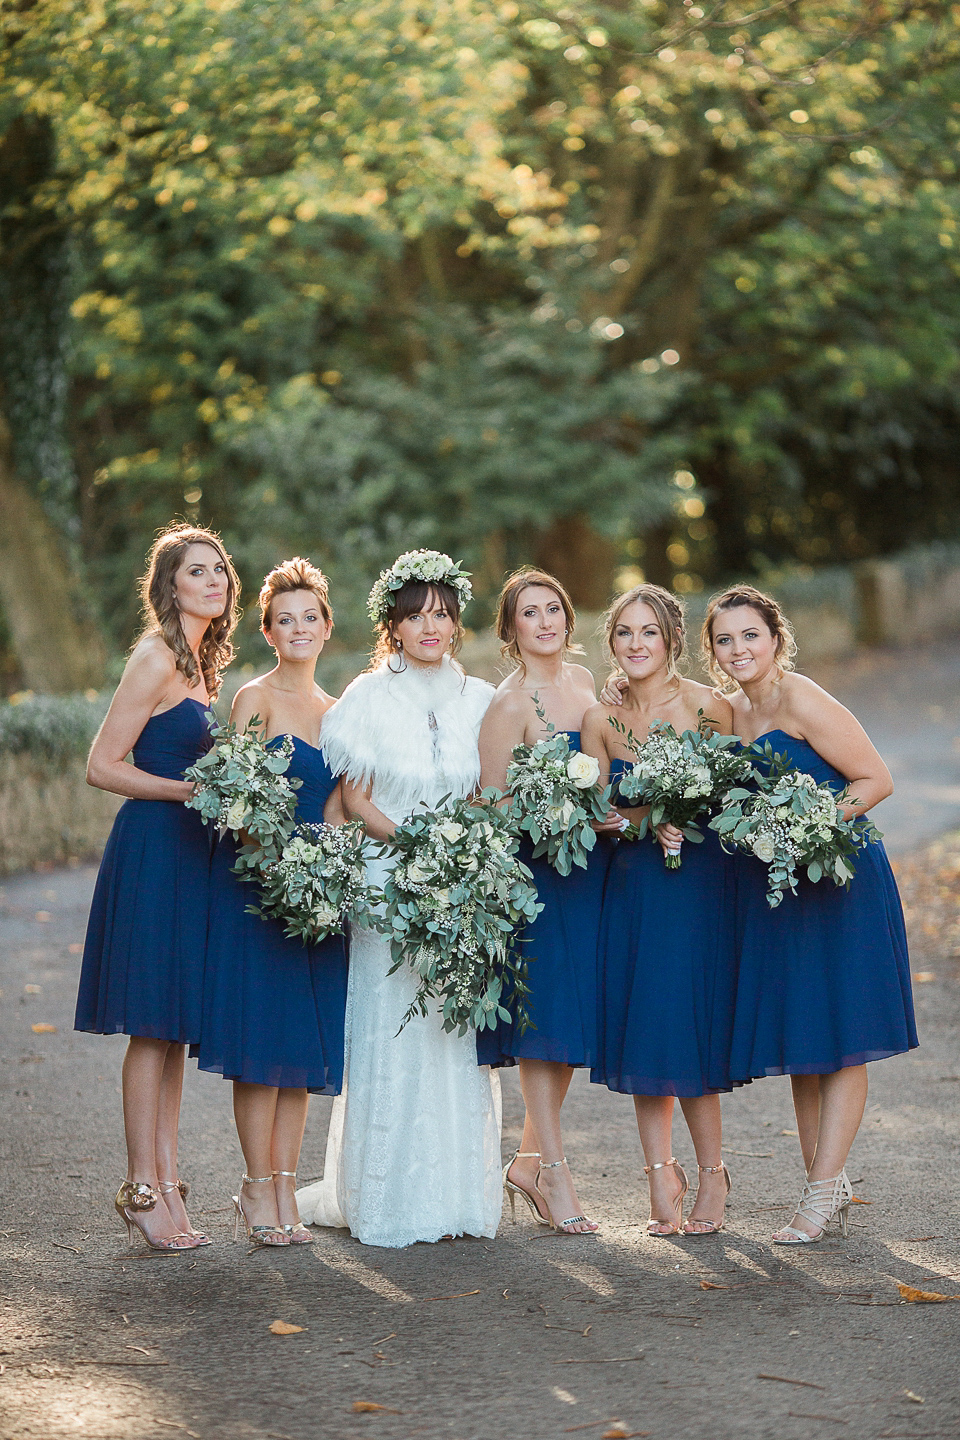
[272,1170,314,1244]
[158,1178,211,1246]
[503,1150,551,1226]
[232,1174,289,1246]
[643,1157,688,1236]
[681,1162,731,1236]
[114,1181,198,1251]
[535,1157,599,1234]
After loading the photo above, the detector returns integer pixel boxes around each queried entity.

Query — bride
[296,551,503,1246]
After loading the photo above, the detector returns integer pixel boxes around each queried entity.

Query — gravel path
[2,644,959,1440]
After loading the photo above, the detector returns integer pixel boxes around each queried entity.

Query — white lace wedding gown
[296,656,503,1247]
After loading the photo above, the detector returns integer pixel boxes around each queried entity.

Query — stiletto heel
[231,1174,289,1246]
[643,1157,688,1237]
[158,1178,211,1246]
[772,1169,852,1244]
[272,1171,314,1244]
[535,1157,599,1234]
[114,1181,198,1251]
[681,1162,731,1237]
[503,1150,551,1227]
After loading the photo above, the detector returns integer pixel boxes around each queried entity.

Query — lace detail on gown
[296,658,503,1247]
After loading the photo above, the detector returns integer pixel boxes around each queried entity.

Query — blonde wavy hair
[138,524,240,700]
[603,583,686,683]
[701,585,797,691]
[259,556,332,630]
[495,568,584,678]
[370,579,465,670]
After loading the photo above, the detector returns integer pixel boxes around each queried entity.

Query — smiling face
[391,586,457,668]
[512,584,567,660]
[173,543,230,621]
[709,604,780,685]
[611,600,672,680]
[263,588,332,662]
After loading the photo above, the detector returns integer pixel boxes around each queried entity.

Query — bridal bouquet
[506,699,610,875]
[250,819,374,943]
[710,747,882,907]
[610,714,752,868]
[376,793,541,1037]
[184,715,299,868]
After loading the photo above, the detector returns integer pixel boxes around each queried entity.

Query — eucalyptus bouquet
[611,713,752,868]
[506,699,610,875]
[376,793,541,1037]
[251,819,374,943]
[184,715,299,869]
[710,744,882,907]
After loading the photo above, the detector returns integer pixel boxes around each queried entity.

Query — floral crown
[367,549,473,626]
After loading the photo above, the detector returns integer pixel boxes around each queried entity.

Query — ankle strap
[539,1157,568,1170]
[513,1150,540,1159]
[644,1156,679,1174]
[242,1174,274,1185]
[273,1171,297,1179]
[698,1163,725,1174]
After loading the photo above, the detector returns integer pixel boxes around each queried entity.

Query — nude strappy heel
[643,1157,688,1236]
[272,1170,314,1244]
[503,1150,551,1226]
[114,1181,198,1251]
[772,1169,852,1244]
[158,1178,211,1246]
[231,1174,289,1246]
[681,1162,731,1236]
[535,1157,599,1234]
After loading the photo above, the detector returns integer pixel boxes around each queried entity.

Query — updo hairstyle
[603,583,686,683]
[259,557,333,633]
[495,568,583,677]
[701,585,797,690]
[372,580,464,669]
[139,523,240,700]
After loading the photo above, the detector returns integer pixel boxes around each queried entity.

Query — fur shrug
[319,656,494,821]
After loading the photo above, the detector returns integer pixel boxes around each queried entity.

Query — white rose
[549,799,577,829]
[312,905,340,928]
[437,821,464,844]
[458,854,479,871]
[407,861,430,883]
[435,888,452,908]
[752,835,776,863]
[225,798,248,832]
[567,752,600,789]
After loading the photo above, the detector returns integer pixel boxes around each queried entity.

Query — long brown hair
[603,583,686,683]
[701,585,797,691]
[139,524,240,699]
[370,580,464,670]
[495,568,583,678]
[259,556,332,630]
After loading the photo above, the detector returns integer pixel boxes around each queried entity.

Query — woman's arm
[322,781,348,827]
[86,643,199,802]
[581,705,630,834]
[478,693,526,792]
[341,778,397,841]
[790,679,893,818]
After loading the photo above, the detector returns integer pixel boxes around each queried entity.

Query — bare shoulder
[683,678,734,730]
[121,633,177,695]
[567,662,599,692]
[781,671,849,723]
[484,683,530,723]
[581,699,613,740]
[231,676,273,728]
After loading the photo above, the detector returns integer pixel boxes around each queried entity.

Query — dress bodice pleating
[132,697,212,778]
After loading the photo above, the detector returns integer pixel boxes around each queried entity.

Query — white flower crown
[367,549,473,626]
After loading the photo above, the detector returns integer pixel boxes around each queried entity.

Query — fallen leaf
[913,971,936,983]
[850,1196,872,1205]
[700,1281,728,1290]
[268,1320,306,1335]
[601,1429,650,1439]
[31,1023,57,1034]
[903,1390,924,1404]
[897,1284,958,1304]
[351,1401,402,1414]
[780,1128,799,1136]
[24,984,41,994]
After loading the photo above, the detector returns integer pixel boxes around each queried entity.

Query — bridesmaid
[76,524,239,1250]
[195,558,348,1247]
[702,585,917,1243]
[581,585,737,1237]
[477,569,619,1235]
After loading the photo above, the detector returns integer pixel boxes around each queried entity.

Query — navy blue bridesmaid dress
[725,731,917,1085]
[590,758,738,1097]
[195,737,347,1094]
[477,732,612,1070]
[75,697,213,1043]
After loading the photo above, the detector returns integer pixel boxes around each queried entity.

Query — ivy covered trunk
[0,115,105,693]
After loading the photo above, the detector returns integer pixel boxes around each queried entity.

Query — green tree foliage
[1,0,958,663]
